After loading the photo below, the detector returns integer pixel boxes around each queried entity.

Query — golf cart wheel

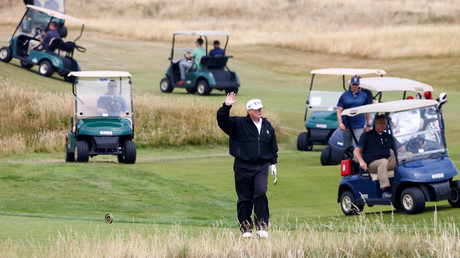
[20,60,33,69]
[196,80,211,96]
[122,140,136,164]
[225,88,239,94]
[340,190,363,216]
[75,140,89,162]
[38,60,53,77]
[160,77,173,93]
[297,132,312,151]
[400,187,425,214]
[117,154,124,163]
[65,143,75,162]
[0,46,12,62]
[186,86,197,94]
[320,145,332,165]
[448,181,460,207]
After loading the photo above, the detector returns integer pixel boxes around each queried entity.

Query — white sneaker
[256,230,268,238]
[242,232,252,238]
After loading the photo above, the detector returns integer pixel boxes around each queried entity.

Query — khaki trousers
[368,155,396,189]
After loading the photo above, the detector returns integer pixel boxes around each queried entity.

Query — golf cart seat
[47,37,62,52]
[362,170,394,181]
[200,56,230,70]
[58,25,67,38]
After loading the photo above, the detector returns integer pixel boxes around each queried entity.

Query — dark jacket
[217,103,278,164]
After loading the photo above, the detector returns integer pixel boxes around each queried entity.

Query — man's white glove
[270,164,277,185]
[270,164,277,177]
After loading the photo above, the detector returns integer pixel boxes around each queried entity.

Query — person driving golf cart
[97,80,129,117]
[28,20,60,52]
[176,38,206,85]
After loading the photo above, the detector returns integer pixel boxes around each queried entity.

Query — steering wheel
[33,27,43,38]
[105,100,124,115]
[406,136,425,153]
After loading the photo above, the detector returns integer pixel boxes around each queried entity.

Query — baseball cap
[350,76,360,85]
[246,99,265,110]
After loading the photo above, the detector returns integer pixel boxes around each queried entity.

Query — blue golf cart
[0,4,85,81]
[159,30,240,95]
[338,98,460,215]
[322,77,434,165]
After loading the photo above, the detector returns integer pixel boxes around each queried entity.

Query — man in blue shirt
[28,21,61,53]
[336,76,371,149]
[209,40,225,57]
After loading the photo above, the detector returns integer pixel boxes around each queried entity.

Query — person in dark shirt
[354,115,403,199]
[28,21,61,53]
[97,80,129,117]
[337,76,371,149]
[217,92,278,238]
[209,40,225,57]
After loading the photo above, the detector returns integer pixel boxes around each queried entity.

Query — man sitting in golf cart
[176,38,206,85]
[28,20,61,53]
[353,115,407,199]
[97,80,129,117]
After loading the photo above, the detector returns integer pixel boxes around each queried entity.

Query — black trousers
[233,159,270,232]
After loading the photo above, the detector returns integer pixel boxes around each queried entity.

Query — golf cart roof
[359,77,434,93]
[26,4,84,24]
[310,68,386,76]
[342,99,438,117]
[68,71,132,78]
[173,30,230,37]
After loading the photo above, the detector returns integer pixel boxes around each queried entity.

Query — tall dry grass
[1,0,459,58]
[0,76,281,155]
[1,212,459,257]
[0,77,72,155]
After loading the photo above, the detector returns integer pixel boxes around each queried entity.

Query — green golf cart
[65,71,136,164]
[159,30,240,95]
[297,68,386,151]
[0,4,85,81]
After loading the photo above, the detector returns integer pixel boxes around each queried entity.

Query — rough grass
[1,0,459,59]
[0,76,281,155]
[1,213,459,257]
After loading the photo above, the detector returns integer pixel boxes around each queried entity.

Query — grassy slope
[1,25,460,243]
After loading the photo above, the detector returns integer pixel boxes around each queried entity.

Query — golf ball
[105,213,113,224]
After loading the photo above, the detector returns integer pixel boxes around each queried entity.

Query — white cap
[246,99,265,110]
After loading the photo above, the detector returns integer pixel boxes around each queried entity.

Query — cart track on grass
[0,150,299,165]
[0,211,227,226]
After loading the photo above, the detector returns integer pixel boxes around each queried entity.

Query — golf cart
[0,4,86,80]
[297,68,386,151]
[159,30,240,95]
[322,77,434,166]
[338,97,460,215]
[65,71,136,164]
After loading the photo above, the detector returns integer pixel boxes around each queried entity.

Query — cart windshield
[18,8,53,36]
[74,77,133,118]
[391,106,445,163]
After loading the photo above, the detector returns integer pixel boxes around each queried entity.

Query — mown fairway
[1,1,460,254]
